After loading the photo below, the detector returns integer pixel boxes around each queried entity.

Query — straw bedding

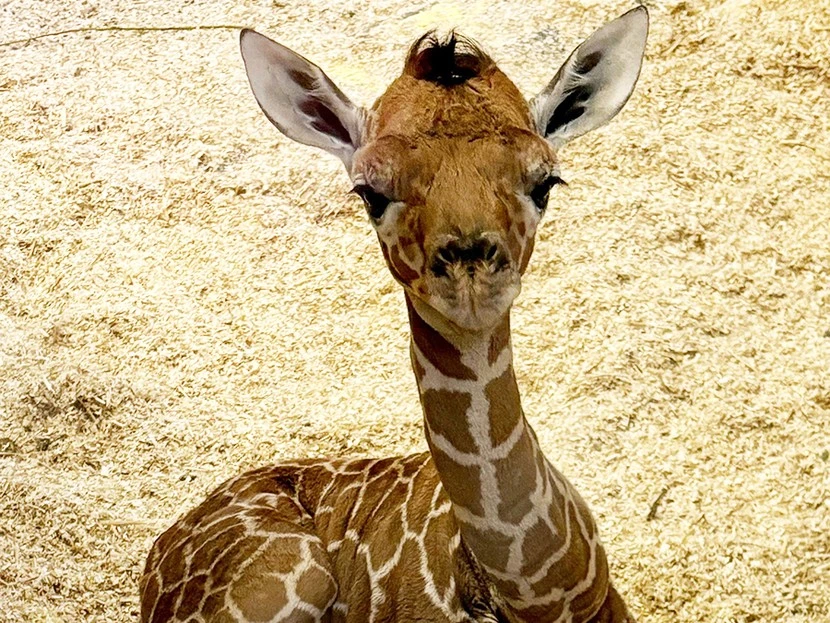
[1,0,828,621]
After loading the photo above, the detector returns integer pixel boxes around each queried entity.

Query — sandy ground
[1,0,828,621]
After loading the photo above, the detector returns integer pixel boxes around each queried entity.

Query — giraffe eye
[530,175,566,212]
[352,184,392,221]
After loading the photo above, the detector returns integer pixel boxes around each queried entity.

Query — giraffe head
[241,8,648,333]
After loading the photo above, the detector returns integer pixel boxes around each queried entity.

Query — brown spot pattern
[487,316,511,365]
[568,542,609,621]
[211,535,268,588]
[389,242,420,283]
[157,547,186,589]
[424,515,454,597]
[367,503,406,568]
[422,388,477,453]
[485,364,522,448]
[458,523,512,571]
[190,523,246,572]
[494,428,536,523]
[405,468,440,533]
[175,573,207,620]
[530,503,592,596]
[514,600,566,623]
[201,588,226,618]
[295,565,337,611]
[429,445,485,516]
[520,518,562,578]
[138,574,159,622]
[259,538,307,575]
[407,297,477,380]
[232,567,287,622]
[142,444,617,623]
[151,587,181,623]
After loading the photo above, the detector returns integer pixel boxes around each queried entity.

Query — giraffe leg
[141,502,338,622]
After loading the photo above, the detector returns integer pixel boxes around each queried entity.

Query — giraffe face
[240,10,649,331]
[347,44,565,332]
[351,128,559,332]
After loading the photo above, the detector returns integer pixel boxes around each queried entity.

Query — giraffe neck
[406,294,608,621]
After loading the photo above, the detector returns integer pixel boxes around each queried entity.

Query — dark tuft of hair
[405,31,492,87]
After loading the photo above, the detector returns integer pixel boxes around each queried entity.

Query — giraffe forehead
[354,58,557,202]
[370,65,534,140]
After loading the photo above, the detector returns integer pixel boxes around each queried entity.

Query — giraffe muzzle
[422,233,520,331]
[429,233,509,279]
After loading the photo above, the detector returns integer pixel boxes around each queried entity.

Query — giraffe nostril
[483,241,499,262]
[437,245,458,265]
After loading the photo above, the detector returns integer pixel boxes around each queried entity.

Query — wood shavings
[1,0,828,621]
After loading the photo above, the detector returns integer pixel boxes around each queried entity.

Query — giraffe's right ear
[240,29,365,168]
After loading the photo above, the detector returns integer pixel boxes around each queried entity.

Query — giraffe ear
[240,29,365,168]
[530,7,649,149]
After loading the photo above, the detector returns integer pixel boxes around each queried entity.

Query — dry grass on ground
[1,0,828,621]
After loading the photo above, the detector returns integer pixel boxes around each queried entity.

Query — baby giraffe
[140,8,648,622]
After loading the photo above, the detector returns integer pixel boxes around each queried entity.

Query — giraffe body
[141,9,648,622]
[141,316,630,623]
[141,456,622,623]
[141,455,479,623]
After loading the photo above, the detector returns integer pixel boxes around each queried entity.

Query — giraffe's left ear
[240,29,365,168]
[530,7,649,149]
